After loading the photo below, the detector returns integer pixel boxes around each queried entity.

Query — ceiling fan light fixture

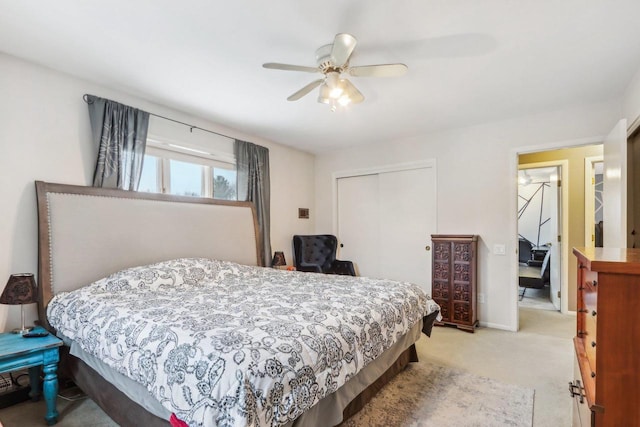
[318,84,331,104]
[329,87,343,99]
[519,171,532,186]
[338,95,351,106]
[265,33,406,107]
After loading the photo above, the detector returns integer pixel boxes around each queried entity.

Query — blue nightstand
[0,329,63,425]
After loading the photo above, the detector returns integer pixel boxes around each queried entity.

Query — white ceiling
[2,1,640,153]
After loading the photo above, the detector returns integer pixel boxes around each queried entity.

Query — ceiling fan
[263,33,407,111]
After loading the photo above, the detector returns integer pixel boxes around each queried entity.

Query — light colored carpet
[519,286,556,311]
[0,395,116,427]
[419,307,574,426]
[342,360,534,427]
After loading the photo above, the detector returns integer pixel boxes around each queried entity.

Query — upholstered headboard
[36,181,261,330]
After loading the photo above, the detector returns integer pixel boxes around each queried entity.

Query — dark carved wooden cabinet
[571,247,640,426]
[431,234,478,332]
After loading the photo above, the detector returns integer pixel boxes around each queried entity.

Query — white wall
[315,100,621,330]
[0,53,315,332]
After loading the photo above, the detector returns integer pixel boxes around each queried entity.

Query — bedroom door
[602,119,628,247]
[336,164,436,294]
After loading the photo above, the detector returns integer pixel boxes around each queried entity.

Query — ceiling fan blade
[330,33,357,67]
[287,79,324,101]
[348,63,408,77]
[342,79,364,104]
[263,63,319,73]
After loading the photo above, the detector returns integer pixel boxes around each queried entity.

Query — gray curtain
[235,140,271,266]
[87,95,149,190]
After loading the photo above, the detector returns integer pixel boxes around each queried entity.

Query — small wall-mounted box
[298,208,309,219]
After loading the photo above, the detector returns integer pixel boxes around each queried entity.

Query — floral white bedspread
[47,258,440,427]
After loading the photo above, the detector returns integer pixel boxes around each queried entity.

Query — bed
[35,181,440,427]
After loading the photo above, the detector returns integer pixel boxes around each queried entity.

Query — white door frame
[584,156,604,247]
[518,160,568,314]
[331,159,437,234]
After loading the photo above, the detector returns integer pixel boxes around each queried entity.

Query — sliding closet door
[337,165,436,293]
[337,174,380,278]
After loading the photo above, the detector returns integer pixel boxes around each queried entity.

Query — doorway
[517,165,562,311]
[584,157,604,248]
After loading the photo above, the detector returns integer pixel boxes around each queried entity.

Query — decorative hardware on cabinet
[572,247,640,426]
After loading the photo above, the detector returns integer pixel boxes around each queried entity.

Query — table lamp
[1,273,37,334]
[272,251,286,268]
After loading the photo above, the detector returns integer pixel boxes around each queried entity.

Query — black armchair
[518,249,551,300]
[292,235,356,276]
[518,238,533,264]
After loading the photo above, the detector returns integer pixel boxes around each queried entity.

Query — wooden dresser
[571,247,640,426]
[431,234,478,332]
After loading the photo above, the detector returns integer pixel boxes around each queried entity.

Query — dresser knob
[592,310,597,316]
[592,280,597,287]
[591,372,596,378]
[591,341,596,348]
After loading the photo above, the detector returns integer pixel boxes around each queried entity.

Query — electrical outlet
[493,244,506,255]
[478,293,485,304]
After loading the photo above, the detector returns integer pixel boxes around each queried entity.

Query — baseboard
[478,321,517,332]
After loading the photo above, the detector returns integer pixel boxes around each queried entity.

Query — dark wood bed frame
[35,181,437,426]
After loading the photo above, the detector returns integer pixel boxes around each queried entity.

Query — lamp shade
[272,251,286,267]
[0,274,37,305]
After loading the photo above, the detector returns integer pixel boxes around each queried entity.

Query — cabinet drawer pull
[591,371,596,378]
[568,380,585,403]
[592,310,597,317]
[591,341,596,348]
[592,280,597,287]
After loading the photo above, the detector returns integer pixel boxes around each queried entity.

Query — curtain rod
[82,94,233,140]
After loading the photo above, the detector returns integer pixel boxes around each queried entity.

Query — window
[138,155,160,193]
[170,159,203,196]
[139,143,237,200]
[212,167,237,201]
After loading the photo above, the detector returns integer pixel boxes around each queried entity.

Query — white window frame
[143,137,236,199]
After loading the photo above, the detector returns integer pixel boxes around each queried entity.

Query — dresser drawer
[581,269,598,290]
[580,283,598,373]
[583,314,597,373]
[581,286,597,315]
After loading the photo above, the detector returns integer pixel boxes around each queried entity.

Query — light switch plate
[493,244,506,255]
